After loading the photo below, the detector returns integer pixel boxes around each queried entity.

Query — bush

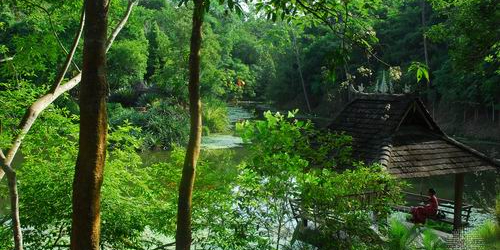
[0,104,177,249]
[467,220,500,249]
[202,98,229,134]
[107,39,149,91]
[496,195,500,226]
[387,219,417,250]
[203,111,404,249]
[108,101,189,150]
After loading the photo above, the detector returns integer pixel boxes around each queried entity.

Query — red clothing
[411,195,439,223]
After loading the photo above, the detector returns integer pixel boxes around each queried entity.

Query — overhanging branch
[0,0,138,180]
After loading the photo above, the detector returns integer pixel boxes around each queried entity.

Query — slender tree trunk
[70,0,109,249]
[0,157,23,250]
[421,0,429,72]
[421,0,433,107]
[0,0,136,181]
[290,28,311,113]
[175,0,204,249]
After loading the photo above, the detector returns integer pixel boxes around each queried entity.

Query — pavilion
[327,93,500,230]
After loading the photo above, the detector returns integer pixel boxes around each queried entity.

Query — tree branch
[151,241,176,250]
[50,5,85,92]
[294,0,391,68]
[106,0,138,53]
[51,222,67,249]
[0,0,137,180]
[23,0,80,71]
[0,56,14,63]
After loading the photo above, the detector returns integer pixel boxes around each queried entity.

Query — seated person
[410,188,438,224]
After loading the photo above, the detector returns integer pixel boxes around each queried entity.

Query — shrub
[108,101,189,150]
[202,98,229,134]
[0,105,176,249]
[387,218,417,250]
[467,220,500,249]
[202,111,403,249]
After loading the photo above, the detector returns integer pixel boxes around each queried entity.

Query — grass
[467,220,500,249]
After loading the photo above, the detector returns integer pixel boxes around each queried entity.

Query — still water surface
[1,103,498,230]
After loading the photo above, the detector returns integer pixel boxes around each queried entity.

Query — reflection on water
[227,105,255,125]
[200,104,255,150]
[2,102,499,231]
[201,134,243,149]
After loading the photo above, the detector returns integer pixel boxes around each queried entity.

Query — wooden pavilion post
[453,173,465,230]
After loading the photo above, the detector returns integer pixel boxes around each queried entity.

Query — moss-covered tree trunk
[175,0,204,249]
[70,0,109,249]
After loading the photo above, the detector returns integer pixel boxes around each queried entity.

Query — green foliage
[408,62,430,84]
[497,195,500,226]
[421,229,447,250]
[429,0,499,104]
[467,220,500,250]
[424,220,453,233]
[386,219,447,250]
[108,39,149,90]
[0,81,41,149]
[0,217,13,250]
[387,219,417,250]
[0,95,178,249]
[108,101,190,150]
[201,111,405,249]
[202,98,229,134]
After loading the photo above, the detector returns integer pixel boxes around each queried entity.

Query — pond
[1,102,498,232]
[139,104,255,165]
[142,102,499,230]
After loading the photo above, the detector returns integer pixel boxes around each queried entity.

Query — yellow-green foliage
[202,98,229,134]
[467,197,500,250]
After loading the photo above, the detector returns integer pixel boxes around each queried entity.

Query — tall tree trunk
[70,0,109,249]
[175,0,204,249]
[0,0,136,181]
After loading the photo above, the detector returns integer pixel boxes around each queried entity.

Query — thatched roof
[328,93,500,178]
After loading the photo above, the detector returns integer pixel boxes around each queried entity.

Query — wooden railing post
[453,173,465,230]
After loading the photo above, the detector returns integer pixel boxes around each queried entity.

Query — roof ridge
[354,92,417,101]
[440,135,500,169]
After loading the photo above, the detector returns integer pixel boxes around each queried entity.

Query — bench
[393,191,473,226]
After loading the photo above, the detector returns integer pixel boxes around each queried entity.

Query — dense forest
[0,0,499,249]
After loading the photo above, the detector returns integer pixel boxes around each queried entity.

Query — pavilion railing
[289,190,385,227]
[394,191,473,225]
